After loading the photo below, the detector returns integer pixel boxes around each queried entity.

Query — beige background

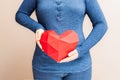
[0,0,120,80]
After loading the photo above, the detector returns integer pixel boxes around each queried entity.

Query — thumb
[36,40,44,51]
[68,49,78,57]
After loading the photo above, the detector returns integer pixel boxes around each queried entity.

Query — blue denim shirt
[15,0,108,73]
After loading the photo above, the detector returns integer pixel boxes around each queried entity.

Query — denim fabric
[32,67,92,80]
[15,0,108,73]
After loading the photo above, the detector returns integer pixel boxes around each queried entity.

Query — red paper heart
[39,30,79,62]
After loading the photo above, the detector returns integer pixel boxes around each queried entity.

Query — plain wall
[0,0,120,80]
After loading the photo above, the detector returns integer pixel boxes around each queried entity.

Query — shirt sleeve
[15,0,45,33]
[76,0,108,58]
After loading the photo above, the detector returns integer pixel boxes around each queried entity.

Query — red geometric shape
[39,30,79,62]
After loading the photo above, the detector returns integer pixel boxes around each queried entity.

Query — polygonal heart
[39,30,79,62]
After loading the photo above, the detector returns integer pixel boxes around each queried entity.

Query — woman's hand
[35,28,45,51]
[59,49,79,63]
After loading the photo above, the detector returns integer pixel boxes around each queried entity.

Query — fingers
[36,40,43,51]
[59,49,79,63]
[68,49,78,56]
[68,51,75,57]
[59,53,78,63]
[36,36,44,51]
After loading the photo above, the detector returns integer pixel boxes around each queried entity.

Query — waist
[32,43,92,72]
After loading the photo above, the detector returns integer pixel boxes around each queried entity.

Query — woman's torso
[32,0,92,73]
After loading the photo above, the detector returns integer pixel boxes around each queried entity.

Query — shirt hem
[32,65,92,73]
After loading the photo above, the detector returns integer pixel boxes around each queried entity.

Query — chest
[36,0,86,15]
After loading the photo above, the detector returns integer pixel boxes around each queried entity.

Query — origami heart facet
[39,30,79,62]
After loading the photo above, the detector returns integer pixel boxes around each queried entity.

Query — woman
[15,0,108,80]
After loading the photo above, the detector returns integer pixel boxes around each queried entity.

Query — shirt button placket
[55,0,63,21]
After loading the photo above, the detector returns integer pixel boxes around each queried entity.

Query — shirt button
[57,14,60,17]
[56,13,62,21]
[57,6,62,11]
[56,17,62,21]
[56,1,62,5]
